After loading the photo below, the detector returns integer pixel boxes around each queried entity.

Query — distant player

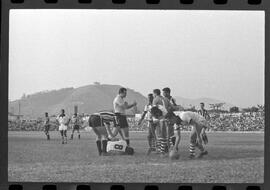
[43,112,50,140]
[70,113,81,140]
[198,102,210,120]
[56,109,70,144]
[113,87,137,146]
[138,93,156,155]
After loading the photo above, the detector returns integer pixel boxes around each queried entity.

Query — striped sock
[189,143,195,156]
[156,138,162,153]
[160,138,167,154]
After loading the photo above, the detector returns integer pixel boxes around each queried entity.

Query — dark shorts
[73,125,80,130]
[115,113,129,129]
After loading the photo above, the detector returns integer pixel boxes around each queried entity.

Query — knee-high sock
[151,138,156,150]
[189,143,196,156]
[169,136,174,150]
[156,138,162,153]
[96,140,102,155]
[160,138,167,153]
[125,139,130,146]
[102,140,108,153]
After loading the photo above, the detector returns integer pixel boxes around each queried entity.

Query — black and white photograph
[8,10,264,183]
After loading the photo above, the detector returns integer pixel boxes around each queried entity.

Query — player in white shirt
[138,93,156,155]
[56,109,70,144]
[174,111,209,158]
[113,87,137,146]
[106,139,134,155]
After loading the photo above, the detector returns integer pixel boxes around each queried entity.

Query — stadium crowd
[8,111,264,132]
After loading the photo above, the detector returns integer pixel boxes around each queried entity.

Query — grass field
[8,131,264,183]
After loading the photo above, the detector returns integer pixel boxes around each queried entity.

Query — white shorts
[59,125,67,131]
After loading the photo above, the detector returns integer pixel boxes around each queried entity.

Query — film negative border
[1,0,269,190]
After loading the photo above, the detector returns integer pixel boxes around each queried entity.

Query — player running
[70,113,81,140]
[56,109,70,144]
[43,112,50,140]
[138,93,156,155]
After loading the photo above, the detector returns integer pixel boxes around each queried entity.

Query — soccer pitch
[8,131,264,183]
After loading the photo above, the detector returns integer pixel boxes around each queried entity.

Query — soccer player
[152,89,180,155]
[106,139,134,155]
[198,102,210,120]
[138,93,156,155]
[56,109,70,144]
[43,112,50,140]
[88,111,120,156]
[70,113,81,140]
[174,111,209,159]
[113,87,137,146]
[162,87,182,151]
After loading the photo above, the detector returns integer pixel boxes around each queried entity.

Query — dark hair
[126,146,134,155]
[162,87,171,94]
[200,102,205,106]
[153,89,161,96]
[119,87,127,94]
[45,112,48,116]
[148,93,153,98]
[150,106,163,118]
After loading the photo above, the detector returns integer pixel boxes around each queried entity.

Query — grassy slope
[8,131,264,183]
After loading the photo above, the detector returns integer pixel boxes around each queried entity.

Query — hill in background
[9,84,147,118]
[9,84,235,119]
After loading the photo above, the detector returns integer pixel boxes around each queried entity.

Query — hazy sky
[9,10,264,107]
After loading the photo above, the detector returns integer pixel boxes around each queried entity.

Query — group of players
[43,110,81,144]
[43,87,211,158]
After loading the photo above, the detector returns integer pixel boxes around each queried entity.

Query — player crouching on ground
[56,109,70,144]
[174,111,209,159]
[88,111,134,156]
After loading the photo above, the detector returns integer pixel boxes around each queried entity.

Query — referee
[113,87,137,146]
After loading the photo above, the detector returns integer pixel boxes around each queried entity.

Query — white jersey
[176,111,207,125]
[107,140,127,153]
[144,104,152,121]
[113,95,126,114]
[57,115,69,131]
